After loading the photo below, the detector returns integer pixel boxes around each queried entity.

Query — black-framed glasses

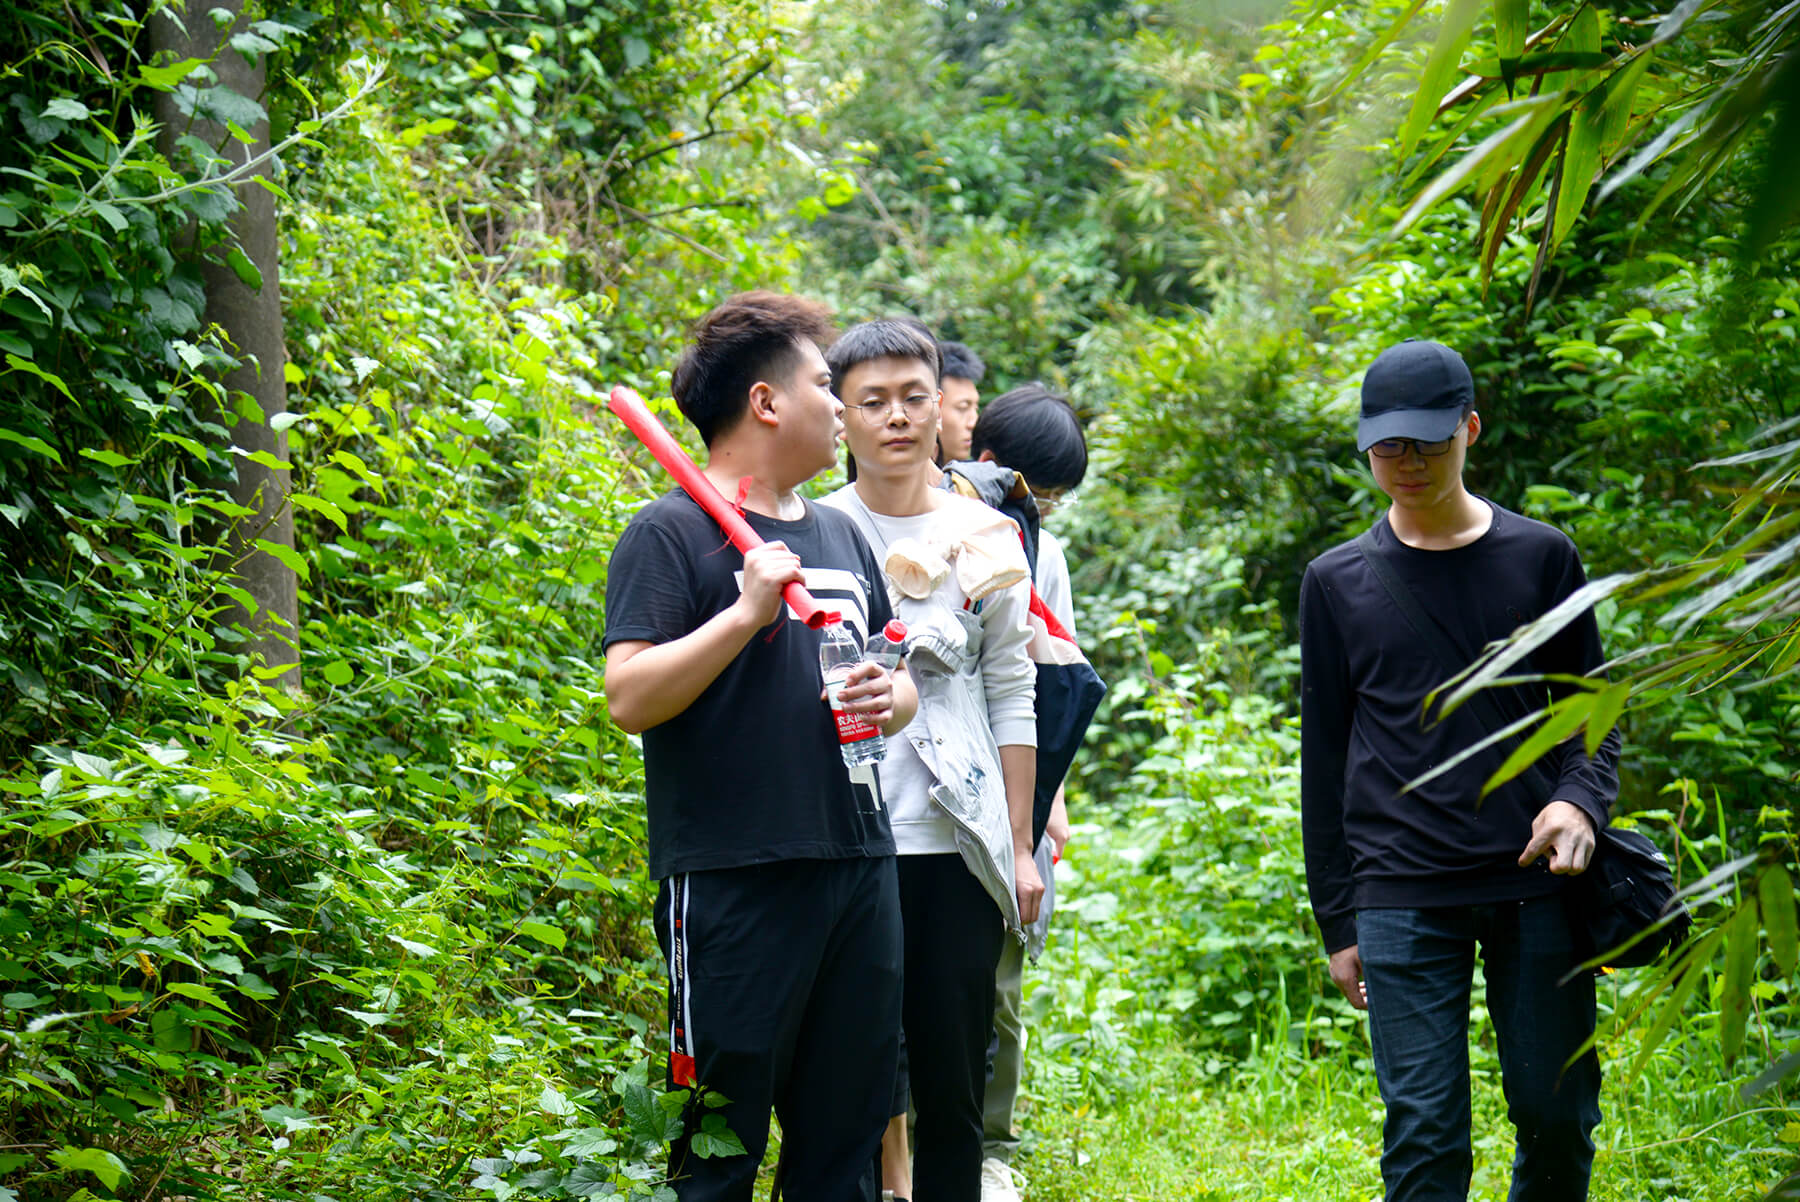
[851,394,935,425]
[1369,436,1457,458]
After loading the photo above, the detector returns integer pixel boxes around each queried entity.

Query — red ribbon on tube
[607,385,839,629]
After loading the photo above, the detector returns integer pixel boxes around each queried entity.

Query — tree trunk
[150,0,300,688]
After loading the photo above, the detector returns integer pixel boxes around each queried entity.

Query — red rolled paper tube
[607,385,839,629]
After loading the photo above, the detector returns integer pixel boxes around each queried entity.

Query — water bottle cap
[882,619,908,643]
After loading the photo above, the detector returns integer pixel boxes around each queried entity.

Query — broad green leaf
[167,981,236,1014]
[0,425,63,465]
[320,660,354,687]
[290,493,348,531]
[539,1084,575,1116]
[1720,898,1758,1066]
[518,919,566,950]
[1598,50,1653,150]
[4,354,74,401]
[135,57,207,91]
[41,98,92,121]
[49,1147,129,1191]
[225,246,263,290]
[253,538,310,581]
[1566,4,1601,54]
[1399,0,1481,156]
[623,36,651,69]
[1761,863,1798,977]
[79,447,137,469]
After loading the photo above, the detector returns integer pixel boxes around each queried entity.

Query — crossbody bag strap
[1353,527,1529,764]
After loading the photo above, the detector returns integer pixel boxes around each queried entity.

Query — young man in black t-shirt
[1300,340,1621,1201]
[604,292,918,1202]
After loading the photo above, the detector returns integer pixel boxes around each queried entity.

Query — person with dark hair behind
[936,341,987,464]
[967,383,1088,1202]
[603,291,918,1202]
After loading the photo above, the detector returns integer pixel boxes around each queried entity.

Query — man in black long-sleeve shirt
[1300,339,1621,1202]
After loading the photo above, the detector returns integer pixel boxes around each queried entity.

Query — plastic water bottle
[865,619,908,670]
[820,619,886,766]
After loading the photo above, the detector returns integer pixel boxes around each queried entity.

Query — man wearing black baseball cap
[1299,339,1622,1200]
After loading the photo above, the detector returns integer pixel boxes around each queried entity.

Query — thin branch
[623,57,772,170]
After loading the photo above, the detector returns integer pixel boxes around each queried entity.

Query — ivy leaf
[4,355,74,402]
[254,538,310,581]
[518,919,565,950]
[225,247,264,290]
[193,85,267,130]
[320,660,354,687]
[41,98,92,122]
[49,1146,130,1191]
[0,425,64,465]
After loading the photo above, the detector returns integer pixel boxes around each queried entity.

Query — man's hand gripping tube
[606,385,840,629]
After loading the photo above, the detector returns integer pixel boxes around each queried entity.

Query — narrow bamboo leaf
[1315,0,1430,103]
[1401,707,1540,795]
[1481,115,1566,285]
[1396,101,1556,234]
[1741,1048,1800,1100]
[1553,98,1606,248]
[1597,98,1712,205]
[1743,53,1800,259]
[1628,927,1723,1086]
[1674,851,1762,905]
[1760,863,1798,976]
[1495,0,1527,63]
[1719,898,1759,1067]
[1481,693,1594,800]
[1465,51,1611,78]
[1584,681,1629,758]
[1598,50,1654,150]
[1435,573,1635,716]
[1660,530,1800,634]
[1566,4,1601,54]
[1399,0,1482,155]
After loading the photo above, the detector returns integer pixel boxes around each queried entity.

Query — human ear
[748,380,779,428]
[1465,410,1481,446]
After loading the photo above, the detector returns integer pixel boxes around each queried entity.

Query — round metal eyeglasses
[851,395,936,425]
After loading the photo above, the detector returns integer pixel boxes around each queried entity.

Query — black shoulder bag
[1354,528,1689,969]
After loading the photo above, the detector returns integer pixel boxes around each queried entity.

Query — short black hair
[938,341,985,384]
[670,291,836,445]
[825,318,941,390]
[971,384,1088,491]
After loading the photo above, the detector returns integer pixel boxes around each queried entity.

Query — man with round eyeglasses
[1299,338,1621,1201]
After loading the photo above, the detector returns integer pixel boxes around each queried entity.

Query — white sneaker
[980,1157,1021,1202]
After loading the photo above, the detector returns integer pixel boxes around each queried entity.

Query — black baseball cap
[1357,339,1474,452]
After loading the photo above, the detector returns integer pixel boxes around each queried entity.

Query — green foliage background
[2,0,1798,1198]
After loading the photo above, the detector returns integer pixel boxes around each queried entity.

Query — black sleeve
[1299,562,1359,955]
[603,517,698,649]
[1538,540,1621,832]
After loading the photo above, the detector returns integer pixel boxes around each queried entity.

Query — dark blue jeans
[1359,897,1602,1202]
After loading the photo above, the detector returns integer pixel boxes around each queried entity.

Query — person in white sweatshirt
[820,318,1040,1202]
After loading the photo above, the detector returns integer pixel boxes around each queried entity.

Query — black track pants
[898,853,1006,1202]
[655,856,902,1202]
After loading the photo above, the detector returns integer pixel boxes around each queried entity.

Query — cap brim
[1356,406,1467,452]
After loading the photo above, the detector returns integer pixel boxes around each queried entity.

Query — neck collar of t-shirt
[673,487,816,534]
[1382,496,1503,555]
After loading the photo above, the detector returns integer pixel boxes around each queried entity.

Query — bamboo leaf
[1399,0,1482,156]
[1496,0,1528,65]
[1628,927,1724,1086]
[1481,692,1594,800]
[1674,851,1763,905]
[1314,0,1430,104]
[1760,862,1798,977]
[1584,681,1628,758]
[1553,97,1606,248]
[1435,573,1635,717]
[1401,707,1540,795]
[1719,897,1759,1067]
[1395,97,1560,235]
[1741,1048,1800,1100]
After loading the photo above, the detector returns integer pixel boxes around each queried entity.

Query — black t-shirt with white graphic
[604,488,896,879]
